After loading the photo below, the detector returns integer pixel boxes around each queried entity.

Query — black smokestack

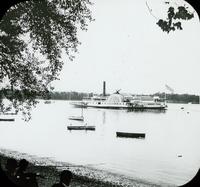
[103,81,106,96]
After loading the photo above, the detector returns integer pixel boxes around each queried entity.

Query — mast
[81,106,83,117]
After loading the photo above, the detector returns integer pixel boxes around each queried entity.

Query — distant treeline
[152,92,200,104]
[47,91,199,104]
[49,91,93,100]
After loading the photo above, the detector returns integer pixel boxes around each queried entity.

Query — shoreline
[0,148,169,187]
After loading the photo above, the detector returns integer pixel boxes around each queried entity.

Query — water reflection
[102,111,106,124]
[127,109,166,114]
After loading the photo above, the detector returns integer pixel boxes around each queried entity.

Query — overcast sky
[52,0,200,95]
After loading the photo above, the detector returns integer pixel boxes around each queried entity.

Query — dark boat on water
[0,118,15,122]
[116,132,145,138]
[67,125,95,131]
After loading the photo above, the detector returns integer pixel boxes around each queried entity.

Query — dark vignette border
[0,0,199,187]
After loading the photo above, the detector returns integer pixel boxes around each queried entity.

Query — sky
[52,0,200,95]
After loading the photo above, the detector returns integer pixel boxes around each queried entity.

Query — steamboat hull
[71,102,166,110]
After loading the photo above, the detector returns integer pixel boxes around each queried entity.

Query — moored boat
[68,107,85,121]
[116,132,145,138]
[67,125,95,130]
[68,116,84,121]
[0,118,15,122]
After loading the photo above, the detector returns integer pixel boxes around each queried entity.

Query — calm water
[0,100,200,186]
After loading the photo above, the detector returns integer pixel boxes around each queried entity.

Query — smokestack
[103,81,106,96]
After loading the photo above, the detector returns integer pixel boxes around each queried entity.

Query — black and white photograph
[0,0,200,186]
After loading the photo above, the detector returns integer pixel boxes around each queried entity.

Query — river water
[0,100,200,186]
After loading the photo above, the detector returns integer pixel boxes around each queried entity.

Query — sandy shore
[0,148,169,187]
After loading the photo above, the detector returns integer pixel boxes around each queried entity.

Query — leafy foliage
[0,0,92,120]
[157,5,194,33]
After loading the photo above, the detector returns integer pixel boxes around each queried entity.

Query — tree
[0,0,93,120]
[146,0,199,33]
[157,2,194,33]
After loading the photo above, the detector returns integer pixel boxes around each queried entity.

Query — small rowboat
[116,132,145,138]
[68,107,84,121]
[0,112,18,115]
[0,118,15,122]
[67,125,95,131]
[68,116,84,121]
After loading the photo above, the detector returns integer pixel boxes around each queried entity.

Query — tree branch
[145,1,159,20]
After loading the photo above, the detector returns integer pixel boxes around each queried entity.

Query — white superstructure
[71,93,167,110]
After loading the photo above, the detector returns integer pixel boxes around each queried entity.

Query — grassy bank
[0,149,165,187]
